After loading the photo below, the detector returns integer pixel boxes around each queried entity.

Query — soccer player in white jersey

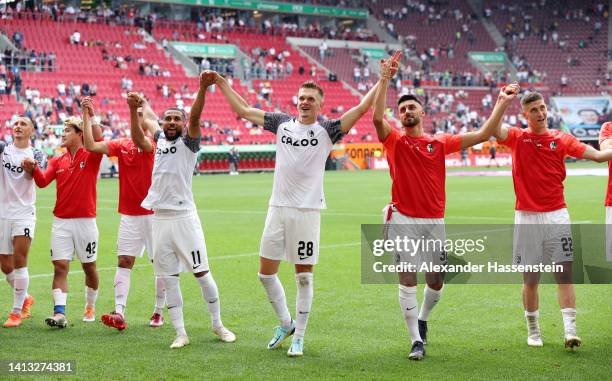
[80,97,165,330]
[0,117,43,327]
[131,73,235,349]
[209,53,401,357]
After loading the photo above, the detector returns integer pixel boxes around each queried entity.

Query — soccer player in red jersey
[598,121,612,262]
[373,58,519,360]
[22,103,103,328]
[79,96,166,331]
[494,92,612,349]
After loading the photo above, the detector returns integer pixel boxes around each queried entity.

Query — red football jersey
[382,129,462,218]
[598,122,612,206]
[33,147,102,218]
[499,128,587,212]
[106,138,155,216]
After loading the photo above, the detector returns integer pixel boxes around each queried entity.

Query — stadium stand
[0,0,609,172]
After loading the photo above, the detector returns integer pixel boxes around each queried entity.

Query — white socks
[163,276,186,336]
[196,272,222,329]
[525,310,541,337]
[418,285,443,321]
[85,287,98,309]
[5,270,15,288]
[399,285,421,344]
[561,308,577,336]
[12,267,29,314]
[52,288,67,315]
[525,309,578,338]
[294,272,313,340]
[154,276,166,315]
[114,267,131,316]
[258,273,292,328]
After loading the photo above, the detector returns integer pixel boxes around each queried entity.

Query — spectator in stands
[0,77,6,103]
[70,30,81,45]
[560,73,569,87]
[12,31,23,49]
[319,40,328,61]
[13,70,21,101]
[24,87,33,104]
[82,82,91,96]
[57,82,66,96]
[354,66,361,82]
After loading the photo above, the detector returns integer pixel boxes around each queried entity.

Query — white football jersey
[264,113,344,209]
[0,141,46,219]
[141,131,200,212]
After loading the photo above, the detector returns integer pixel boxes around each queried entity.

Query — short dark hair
[397,94,423,107]
[300,80,324,98]
[163,108,186,120]
[520,92,544,107]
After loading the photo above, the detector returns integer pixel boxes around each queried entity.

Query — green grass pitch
[1,165,610,380]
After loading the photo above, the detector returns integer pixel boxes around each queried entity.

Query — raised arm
[140,98,161,137]
[344,50,402,134]
[81,97,109,155]
[188,71,213,139]
[460,83,519,148]
[372,60,395,141]
[128,92,155,152]
[214,71,265,126]
[87,98,103,142]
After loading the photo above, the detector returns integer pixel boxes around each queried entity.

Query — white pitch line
[28,242,361,280]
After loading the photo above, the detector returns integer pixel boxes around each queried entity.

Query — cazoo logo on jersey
[281,131,318,147]
[4,162,24,173]
[157,146,177,155]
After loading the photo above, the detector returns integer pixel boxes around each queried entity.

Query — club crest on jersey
[426,143,433,153]
[80,161,85,169]
[549,141,557,151]
[308,130,315,138]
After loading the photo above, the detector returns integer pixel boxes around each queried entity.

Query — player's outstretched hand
[81,96,95,117]
[199,70,217,89]
[127,92,143,109]
[21,157,37,174]
[389,49,401,77]
[499,82,520,104]
[380,50,402,80]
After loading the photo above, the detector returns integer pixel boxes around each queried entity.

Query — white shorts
[383,205,447,269]
[152,210,208,276]
[260,206,321,265]
[606,207,612,262]
[117,214,154,261]
[0,218,36,254]
[513,208,573,266]
[50,217,99,263]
